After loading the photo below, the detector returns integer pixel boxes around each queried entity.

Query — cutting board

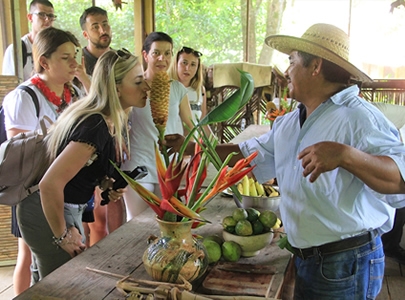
[201,262,276,297]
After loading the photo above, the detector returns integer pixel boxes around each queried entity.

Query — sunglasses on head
[116,48,132,59]
[179,46,203,57]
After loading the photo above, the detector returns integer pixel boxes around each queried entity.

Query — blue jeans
[294,235,384,300]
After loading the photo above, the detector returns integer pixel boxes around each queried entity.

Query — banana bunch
[237,175,280,197]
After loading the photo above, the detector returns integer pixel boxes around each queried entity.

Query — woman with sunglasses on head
[169,46,213,137]
[169,46,206,120]
[16,48,149,280]
[121,32,195,221]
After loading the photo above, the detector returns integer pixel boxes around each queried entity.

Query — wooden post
[133,0,155,68]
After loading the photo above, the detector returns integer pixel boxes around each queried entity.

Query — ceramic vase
[142,217,209,283]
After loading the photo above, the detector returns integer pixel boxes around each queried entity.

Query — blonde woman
[169,46,206,121]
[16,49,149,279]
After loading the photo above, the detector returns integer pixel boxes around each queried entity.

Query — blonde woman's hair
[168,48,204,98]
[46,49,139,161]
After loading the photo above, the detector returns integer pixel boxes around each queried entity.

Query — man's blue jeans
[294,235,384,300]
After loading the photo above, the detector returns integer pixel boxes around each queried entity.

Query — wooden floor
[0,254,404,300]
[377,258,404,300]
[0,265,13,300]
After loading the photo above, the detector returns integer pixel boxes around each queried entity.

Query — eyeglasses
[32,12,57,21]
[179,46,203,57]
[116,48,132,60]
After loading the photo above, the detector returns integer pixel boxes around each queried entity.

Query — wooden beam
[133,0,143,57]
[143,0,155,34]
[133,0,155,64]
[0,0,28,81]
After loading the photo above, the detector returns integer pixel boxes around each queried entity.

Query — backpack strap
[17,85,40,118]
[21,40,31,68]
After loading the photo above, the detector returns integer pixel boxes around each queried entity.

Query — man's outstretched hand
[160,134,195,156]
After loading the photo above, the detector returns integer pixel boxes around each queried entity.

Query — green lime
[246,207,260,223]
[222,241,242,262]
[252,220,264,235]
[204,235,224,246]
[235,220,253,236]
[259,210,278,228]
[203,239,222,264]
[232,208,248,221]
[222,216,237,233]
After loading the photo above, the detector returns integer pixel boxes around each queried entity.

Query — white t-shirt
[122,80,187,183]
[187,86,203,120]
[2,34,34,81]
[3,80,59,132]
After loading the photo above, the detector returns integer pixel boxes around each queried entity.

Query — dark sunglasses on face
[179,46,203,57]
[32,12,57,20]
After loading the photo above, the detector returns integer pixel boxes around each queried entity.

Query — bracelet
[52,228,70,247]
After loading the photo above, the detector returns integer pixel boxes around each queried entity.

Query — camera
[100,166,148,205]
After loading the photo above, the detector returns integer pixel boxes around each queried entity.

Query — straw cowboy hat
[265,23,372,82]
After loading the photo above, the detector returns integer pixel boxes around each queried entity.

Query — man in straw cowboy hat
[163,23,405,299]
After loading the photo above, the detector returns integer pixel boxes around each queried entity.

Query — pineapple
[149,71,171,139]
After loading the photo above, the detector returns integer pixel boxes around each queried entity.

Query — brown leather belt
[292,229,379,260]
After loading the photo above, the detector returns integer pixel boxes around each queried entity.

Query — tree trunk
[258,0,287,65]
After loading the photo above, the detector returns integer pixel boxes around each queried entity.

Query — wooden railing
[360,79,405,105]
[0,75,19,265]
[0,75,19,106]
[206,68,405,143]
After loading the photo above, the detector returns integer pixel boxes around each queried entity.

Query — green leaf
[276,234,295,254]
[198,69,254,125]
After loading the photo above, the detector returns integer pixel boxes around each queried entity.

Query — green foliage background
[28,0,272,66]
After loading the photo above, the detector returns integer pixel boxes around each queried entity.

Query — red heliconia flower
[182,146,207,205]
[192,151,259,210]
[155,145,185,200]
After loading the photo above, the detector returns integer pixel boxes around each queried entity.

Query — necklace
[31,76,71,113]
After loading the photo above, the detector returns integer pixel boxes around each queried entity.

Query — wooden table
[15,125,292,299]
[14,197,291,300]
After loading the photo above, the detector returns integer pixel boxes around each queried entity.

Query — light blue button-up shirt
[239,85,405,248]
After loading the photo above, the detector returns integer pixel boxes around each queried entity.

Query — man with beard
[79,6,125,246]
[79,6,112,76]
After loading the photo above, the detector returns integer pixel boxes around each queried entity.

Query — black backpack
[0,86,39,144]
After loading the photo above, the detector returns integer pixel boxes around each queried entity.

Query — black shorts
[81,194,95,223]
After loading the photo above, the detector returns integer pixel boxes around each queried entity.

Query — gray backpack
[0,109,52,206]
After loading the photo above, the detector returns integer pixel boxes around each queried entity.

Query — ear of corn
[249,181,258,196]
[255,181,265,196]
[242,175,249,196]
[150,71,171,139]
